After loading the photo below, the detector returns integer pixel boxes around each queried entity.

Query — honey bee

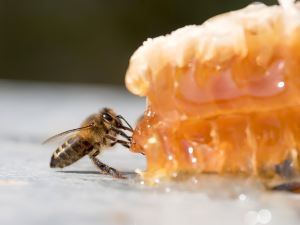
[45,108,133,179]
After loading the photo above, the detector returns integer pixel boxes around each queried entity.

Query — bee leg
[89,155,126,179]
[109,140,131,148]
[111,127,132,141]
[105,135,131,148]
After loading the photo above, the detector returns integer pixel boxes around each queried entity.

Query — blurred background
[1,0,277,85]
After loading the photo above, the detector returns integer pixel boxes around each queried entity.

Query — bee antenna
[116,115,133,131]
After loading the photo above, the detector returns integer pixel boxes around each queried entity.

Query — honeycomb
[125,0,300,179]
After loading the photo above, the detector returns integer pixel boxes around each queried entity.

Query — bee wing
[43,124,93,144]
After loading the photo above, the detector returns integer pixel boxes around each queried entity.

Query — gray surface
[0,80,299,225]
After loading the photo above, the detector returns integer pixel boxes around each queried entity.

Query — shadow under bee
[56,170,137,177]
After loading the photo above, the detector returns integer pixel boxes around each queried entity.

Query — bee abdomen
[50,137,93,168]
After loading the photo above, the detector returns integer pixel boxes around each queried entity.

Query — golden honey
[125,0,300,179]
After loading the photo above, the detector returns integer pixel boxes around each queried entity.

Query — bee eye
[103,113,113,122]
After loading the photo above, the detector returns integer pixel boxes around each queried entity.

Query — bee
[44,108,133,179]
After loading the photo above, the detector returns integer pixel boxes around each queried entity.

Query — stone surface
[0,80,299,225]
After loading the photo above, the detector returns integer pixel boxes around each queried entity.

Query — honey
[125,0,300,179]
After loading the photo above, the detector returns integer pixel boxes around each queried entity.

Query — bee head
[99,108,133,132]
[100,108,122,128]
[99,108,133,142]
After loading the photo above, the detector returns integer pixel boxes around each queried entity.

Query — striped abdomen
[50,136,94,168]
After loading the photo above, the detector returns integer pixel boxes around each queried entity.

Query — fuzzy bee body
[46,108,133,178]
